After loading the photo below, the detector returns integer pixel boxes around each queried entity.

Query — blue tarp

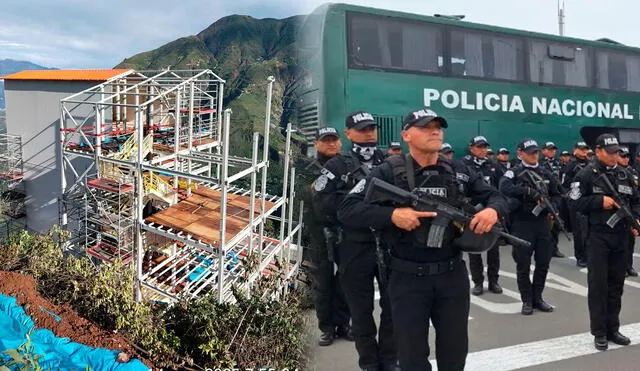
[0,294,149,371]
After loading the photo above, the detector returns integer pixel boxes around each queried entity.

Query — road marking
[568,256,640,289]
[431,322,640,371]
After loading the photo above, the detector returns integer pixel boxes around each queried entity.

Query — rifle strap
[406,154,416,190]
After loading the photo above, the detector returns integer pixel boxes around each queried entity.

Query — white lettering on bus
[423,88,638,120]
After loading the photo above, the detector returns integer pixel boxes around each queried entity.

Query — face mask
[352,142,377,161]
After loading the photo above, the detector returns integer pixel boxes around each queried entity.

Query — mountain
[0,59,55,110]
[116,15,305,171]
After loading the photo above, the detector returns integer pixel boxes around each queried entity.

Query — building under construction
[3,68,303,303]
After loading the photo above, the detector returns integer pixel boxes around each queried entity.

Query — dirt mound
[0,271,151,368]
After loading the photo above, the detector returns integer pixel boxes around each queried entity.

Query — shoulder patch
[504,170,514,179]
[349,179,366,194]
[320,167,336,180]
[456,172,469,182]
[569,185,582,200]
[313,174,329,191]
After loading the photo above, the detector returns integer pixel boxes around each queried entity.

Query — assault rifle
[598,173,640,233]
[364,177,531,249]
[522,170,572,241]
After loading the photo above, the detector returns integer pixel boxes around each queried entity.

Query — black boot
[594,336,608,351]
[488,281,503,294]
[627,268,638,277]
[318,330,334,346]
[472,283,483,296]
[335,324,354,341]
[533,299,554,312]
[608,331,631,346]
[521,300,533,315]
[552,249,565,258]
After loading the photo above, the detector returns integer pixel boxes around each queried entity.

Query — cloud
[2,0,639,69]
[0,0,305,69]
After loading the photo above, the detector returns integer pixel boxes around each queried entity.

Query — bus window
[348,14,444,73]
[596,51,640,92]
[529,41,590,87]
[450,30,524,81]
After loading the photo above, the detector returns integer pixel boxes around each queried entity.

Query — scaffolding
[0,134,26,220]
[59,70,303,303]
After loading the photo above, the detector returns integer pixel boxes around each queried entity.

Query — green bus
[297,3,640,156]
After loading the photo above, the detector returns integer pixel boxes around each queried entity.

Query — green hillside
[116,15,304,174]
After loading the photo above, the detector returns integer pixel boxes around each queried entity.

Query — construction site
[1,68,304,305]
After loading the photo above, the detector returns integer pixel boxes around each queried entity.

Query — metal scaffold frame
[0,134,26,231]
[59,70,304,304]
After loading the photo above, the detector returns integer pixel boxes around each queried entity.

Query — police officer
[463,136,503,295]
[500,139,563,315]
[560,150,572,166]
[561,141,590,267]
[313,111,395,371]
[495,148,512,177]
[300,127,353,346]
[568,133,640,351]
[440,142,454,160]
[617,146,639,277]
[338,108,507,371]
[387,141,402,157]
[541,141,565,258]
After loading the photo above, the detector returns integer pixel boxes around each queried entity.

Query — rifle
[371,228,389,287]
[522,170,572,241]
[597,173,640,233]
[364,177,531,249]
[322,226,341,263]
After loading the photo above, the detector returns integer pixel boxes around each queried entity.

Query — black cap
[517,139,540,154]
[619,146,630,156]
[469,136,490,147]
[498,148,509,154]
[575,141,589,149]
[345,111,377,130]
[543,141,557,149]
[595,133,621,154]
[561,150,570,156]
[316,127,339,140]
[487,148,494,154]
[389,141,401,149]
[402,108,448,130]
[440,143,453,153]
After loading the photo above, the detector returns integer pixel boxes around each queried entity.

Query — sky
[1,0,640,69]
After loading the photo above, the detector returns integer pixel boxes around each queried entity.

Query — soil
[0,271,152,369]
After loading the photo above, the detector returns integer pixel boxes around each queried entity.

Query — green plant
[0,332,44,371]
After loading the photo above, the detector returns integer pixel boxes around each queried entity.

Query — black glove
[525,187,542,202]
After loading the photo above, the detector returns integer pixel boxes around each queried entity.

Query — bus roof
[320,2,640,54]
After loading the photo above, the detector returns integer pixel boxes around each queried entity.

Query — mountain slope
[115,15,304,181]
[0,59,55,110]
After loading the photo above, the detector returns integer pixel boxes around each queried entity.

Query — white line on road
[431,322,640,371]
[568,256,640,289]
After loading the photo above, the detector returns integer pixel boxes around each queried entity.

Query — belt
[389,256,459,276]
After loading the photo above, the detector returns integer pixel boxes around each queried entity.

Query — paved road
[306,236,640,370]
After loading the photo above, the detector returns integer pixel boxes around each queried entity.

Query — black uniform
[299,154,351,337]
[561,157,590,264]
[495,160,513,178]
[339,154,508,371]
[542,156,564,256]
[623,165,639,273]
[313,148,395,369]
[462,155,501,290]
[500,163,562,310]
[568,159,640,340]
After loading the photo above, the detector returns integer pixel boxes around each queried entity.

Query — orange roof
[1,69,132,81]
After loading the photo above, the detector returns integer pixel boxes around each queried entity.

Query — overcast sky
[1,0,639,69]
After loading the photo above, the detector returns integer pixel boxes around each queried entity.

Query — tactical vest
[342,151,375,189]
[385,154,462,249]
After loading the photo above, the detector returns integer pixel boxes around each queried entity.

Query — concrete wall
[4,80,95,233]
